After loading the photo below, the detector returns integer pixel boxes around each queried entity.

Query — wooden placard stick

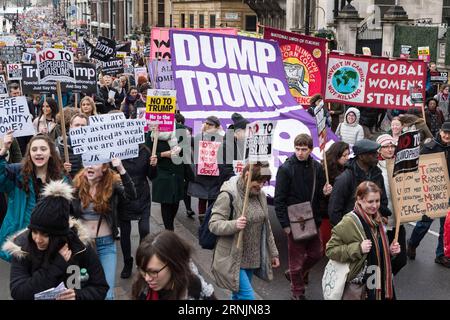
[323,148,330,185]
[236,161,254,249]
[394,173,406,243]
[56,81,69,163]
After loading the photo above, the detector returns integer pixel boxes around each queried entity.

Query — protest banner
[418,46,430,62]
[0,75,8,98]
[7,63,22,80]
[134,66,148,84]
[69,113,146,165]
[90,36,116,62]
[36,48,76,84]
[400,45,411,59]
[101,58,124,76]
[387,153,450,223]
[430,71,448,84]
[324,53,427,110]
[151,27,238,61]
[197,141,222,176]
[22,63,97,94]
[263,27,327,107]
[171,31,298,111]
[0,96,35,137]
[393,130,421,176]
[148,60,174,89]
[145,89,176,132]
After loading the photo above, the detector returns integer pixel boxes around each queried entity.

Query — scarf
[145,288,159,300]
[354,203,393,300]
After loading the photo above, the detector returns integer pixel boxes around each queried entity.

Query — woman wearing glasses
[131,231,216,300]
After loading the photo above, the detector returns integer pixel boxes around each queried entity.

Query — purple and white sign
[170,31,338,196]
[149,60,175,89]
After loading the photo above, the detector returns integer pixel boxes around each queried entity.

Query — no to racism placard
[69,112,146,165]
[171,31,298,111]
[7,64,22,80]
[150,27,237,61]
[387,153,450,223]
[393,130,421,176]
[145,89,176,132]
[36,48,76,83]
[244,120,276,162]
[0,96,35,137]
[263,26,327,107]
[325,53,427,110]
[22,63,97,94]
[90,36,116,62]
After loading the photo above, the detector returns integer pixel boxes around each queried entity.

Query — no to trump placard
[7,64,22,80]
[36,48,76,83]
[0,96,35,137]
[145,89,176,132]
[170,31,298,112]
[387,153,450,223]
[325,53,426,110]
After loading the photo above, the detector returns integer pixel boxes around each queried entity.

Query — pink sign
[197,141,222,176]
[145,113,175,132]
[150,27,238,61]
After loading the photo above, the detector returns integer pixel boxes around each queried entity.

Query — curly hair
[73,164,121,213]
[21,135,64,195]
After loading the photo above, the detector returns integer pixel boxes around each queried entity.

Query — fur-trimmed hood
[2,217,91,260]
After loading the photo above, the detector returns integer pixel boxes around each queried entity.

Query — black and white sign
[90,36,116,62]
[7,63,22,80]
[430,71,449,84]
[0,96,35,137]
[244,120,276,162]
[393,130,421,176]
[0,75,8,98]
[36,48,76,83]
[101,58,124,77]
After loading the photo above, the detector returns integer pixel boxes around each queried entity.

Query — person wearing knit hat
[2,180,109,300]
[230,112,249,131]
[376,133,408,275]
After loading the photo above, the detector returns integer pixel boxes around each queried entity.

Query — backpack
[198,191,234,250]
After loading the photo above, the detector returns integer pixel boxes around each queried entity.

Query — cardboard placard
[0,96,35,137]
[387,153,450,223]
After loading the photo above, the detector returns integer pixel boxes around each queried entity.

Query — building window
[374,0,396,18]
[144,0,149,28]
[181,13,185,28]
[209,14,216,28]
[158,0,165,27]
[245,15,257,31]
[199,14,204,28]
[170,14,173,27]
[189,14,194,28]
[443,0,450,25]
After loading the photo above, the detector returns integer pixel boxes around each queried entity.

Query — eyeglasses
[138,264,168,279]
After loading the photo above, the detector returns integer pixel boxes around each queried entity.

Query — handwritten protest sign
[0,75,8,98]
[244,120,276,162]
[325,53,426,110]
[387,153,450,223]
[197,141,221,176]
[7,63,22,80]
[90,36,116,62]
[69,112,145,165]
[0,96,35,137]
[233,160,245,175]
[145,89,176,132]
[36,48,76,83]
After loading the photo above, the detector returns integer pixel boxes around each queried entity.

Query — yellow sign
[116,52,127,59]
[0,42,5,47]
[54,43,64,49]
[146,95,176,114]
[72,42,78,48]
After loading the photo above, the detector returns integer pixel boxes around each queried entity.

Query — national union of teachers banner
[325,53,427,110]
[264,26,327,108]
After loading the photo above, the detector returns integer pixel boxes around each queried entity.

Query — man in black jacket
[328,139,392,226]
[407,121,450,267]
[274,134,332,300]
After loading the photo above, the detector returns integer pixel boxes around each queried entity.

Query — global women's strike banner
[170,31,339,197]
[150,27,237,61]
[325,53,427,110]
[263,27,327,107]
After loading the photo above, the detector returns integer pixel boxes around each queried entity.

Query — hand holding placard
[0,129,13,156]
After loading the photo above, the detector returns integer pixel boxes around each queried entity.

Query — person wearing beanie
[328,139,392,226]
[188,115,225,222]
[3,180,109,300]
[407,121,450,267]
[376,134,408,275]
[335,108,365,146]
[424,97,445,138]
[0,132,68,262]
[71,158,137,299]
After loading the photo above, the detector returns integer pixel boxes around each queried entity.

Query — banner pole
[151,129,159,157]
[394,173,405,243]
[323,148,329,185]
[56,81,69,163]
[421,102,426,121]
[74,92,78,110]
[236,161,253,249]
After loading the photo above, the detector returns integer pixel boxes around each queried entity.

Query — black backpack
[198,191,234,250]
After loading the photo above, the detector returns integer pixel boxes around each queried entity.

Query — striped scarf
[354,203,393,300]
